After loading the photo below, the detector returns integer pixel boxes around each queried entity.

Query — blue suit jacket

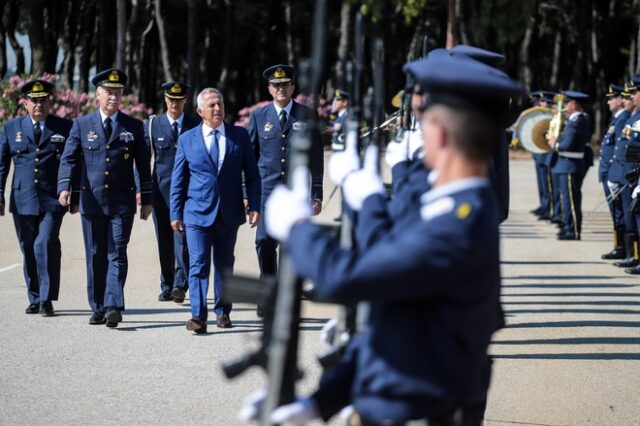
[170,122,261,228]
[0,115,73,215]
[57,110,152,215]
[145,113,201,206]
[247,101,324,201]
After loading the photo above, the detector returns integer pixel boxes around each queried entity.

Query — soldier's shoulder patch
[420,196,454,221]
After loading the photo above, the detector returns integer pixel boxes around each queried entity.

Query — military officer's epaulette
[420,196,454,221]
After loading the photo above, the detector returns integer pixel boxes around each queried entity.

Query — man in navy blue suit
[58,68,153,327]
[170,88,261,333]
[247,64,324,296]
[0,80,73,317]
[145,82,200,303]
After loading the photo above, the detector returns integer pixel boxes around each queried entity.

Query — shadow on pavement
[492,353,640,360]
[492,337,640,345]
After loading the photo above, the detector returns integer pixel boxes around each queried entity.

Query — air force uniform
[0,80,73,314]
[146,82,200,299]
[247,65,324,277]
[57,69,152,322]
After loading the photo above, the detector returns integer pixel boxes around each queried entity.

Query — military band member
[528,90,555,220]
[607,81,640,268]
[549,90,593,240]
[246,49,522,426]
[170,88,261,333]
[247,64,324,316]
[57,68,153,327]
[600,84,630,259]
[146,82,200,303]
[0,80,73,317]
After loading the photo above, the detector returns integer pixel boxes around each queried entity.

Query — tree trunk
[155,0,173,82]
[138,0,155,108]
[519,2,538,91]
[6,0,25,74]
[445,0,457,48]
[115,0,127,70]
[0,1,7,78]
[456,0,469,46]
[25,0,46,74]
[333,0,350,89]
[284,0,293,65]
[186,0,198,113]
[550,31,562,88]
[78,5,97,93]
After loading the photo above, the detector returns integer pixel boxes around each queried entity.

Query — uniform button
[281,134,286,138]
[104,184,109,189]
[34,168,39,173]
[130,187,134,191]
[281,158,285,163]
[281,147,285,151]
[104,171,110,176]
[280,171,286,176]
[34,179,39,183]
[88,146,93,150]
[35,158,39,162]
[82,186,87,190]
[36,148,40,152]
[106,145,110,150]
[106,158,111,163]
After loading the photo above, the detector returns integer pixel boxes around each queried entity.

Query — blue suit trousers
[152,195,189,292]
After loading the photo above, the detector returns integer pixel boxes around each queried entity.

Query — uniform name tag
[15,132,23,142]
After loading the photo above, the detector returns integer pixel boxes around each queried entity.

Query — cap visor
[100,82,125,88]
[269,78,292,84]
[165,93,186,99]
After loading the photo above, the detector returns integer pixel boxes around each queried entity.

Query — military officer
[247,64,324,316]
[549,90,593,240]
[329,89,349,149]
[146,82,200,303]
[0,80,73,316]
[243,51,523,426]
[57,68,153,327]
[600,84,630,259]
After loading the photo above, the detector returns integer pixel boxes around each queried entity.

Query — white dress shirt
[201,122,226,170]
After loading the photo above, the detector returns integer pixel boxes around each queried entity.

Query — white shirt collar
[99,109,118,124]
[30,117,46,128]
[273,100,293,117]
[338,109,347,118]
[201,122,225,138]
[167,112,184,127]
[421,177,490,205]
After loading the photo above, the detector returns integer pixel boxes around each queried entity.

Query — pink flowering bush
[0,73,153,126]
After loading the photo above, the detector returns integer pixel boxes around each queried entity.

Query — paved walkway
[0,157,638,425]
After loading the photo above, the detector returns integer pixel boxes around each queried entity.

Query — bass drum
[513,107,553,154]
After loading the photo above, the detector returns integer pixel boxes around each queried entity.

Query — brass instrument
[511,106,553,153]
[547,94,566,142]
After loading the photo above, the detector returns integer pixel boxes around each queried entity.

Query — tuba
[511,106,553,153]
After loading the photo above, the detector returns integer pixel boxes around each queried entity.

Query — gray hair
[197,88,224,108]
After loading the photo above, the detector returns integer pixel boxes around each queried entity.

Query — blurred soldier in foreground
[247,64,324,316]
[146,82,200,303]
[242,51,523,426]
[600,84,630,259]
[58,68,153,327]
[0,80,73,316]
[170,88,261,333]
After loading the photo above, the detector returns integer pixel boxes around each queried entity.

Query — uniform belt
[558,151,585,159]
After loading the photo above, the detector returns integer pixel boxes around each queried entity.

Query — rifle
[220,0,327,423]
[316,11,365,370]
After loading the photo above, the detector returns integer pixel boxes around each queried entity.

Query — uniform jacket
[599,109,630,179]
[0,114,73,215]
[145,113,201,206]
[552,112,592,174]
[608,110,640,184]
[331,109,347,146]
[290,180,501,421]
[169,122,261,228]
[247,101,323,201]
[57,110,152,215]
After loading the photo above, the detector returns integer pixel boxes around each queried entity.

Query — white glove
[271,398,319,426]
[343,145,385,211]
[632,185,640,200]
[385,133,409,169]
[320,318,338,345]
[329,129,359,185]
[607,180,619,193]
[407,127,424,159]
[238,388,267,422]
[265,166,312,242]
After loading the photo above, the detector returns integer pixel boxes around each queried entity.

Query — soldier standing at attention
[247,64,324,317]
[57,68,153,328]
[0,80,73,317]
[146,82,200,303]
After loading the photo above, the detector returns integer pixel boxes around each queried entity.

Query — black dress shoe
[613,258,638,268]
[557,233,580,241]
[186,318,207,334]
[39,301,54,317]
[158,291,172,302]
[25,303,39,314]
[89,312,106,325]
[625,265,640,274]
[105,308,122,328]
[602,248,626,260]
[171,287,186,304]
[216,314,232,328]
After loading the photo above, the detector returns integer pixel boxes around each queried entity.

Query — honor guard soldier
[549,90,593,240]
[247,64,324,313]
[329,89,349,149]
[0,80,73,316]
[600,84,630,259]
[146,82,200,303]
[243,51,523,426]
[57,68,153,327]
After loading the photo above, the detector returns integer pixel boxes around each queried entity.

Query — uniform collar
[202,122,225,137]
[273,100,293,117]
[99,109,118,124]
[614,109,625,118]
[568,111,583,120]
[421,176,489,205]
[166,112,184,127]
[29,116,46,128]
